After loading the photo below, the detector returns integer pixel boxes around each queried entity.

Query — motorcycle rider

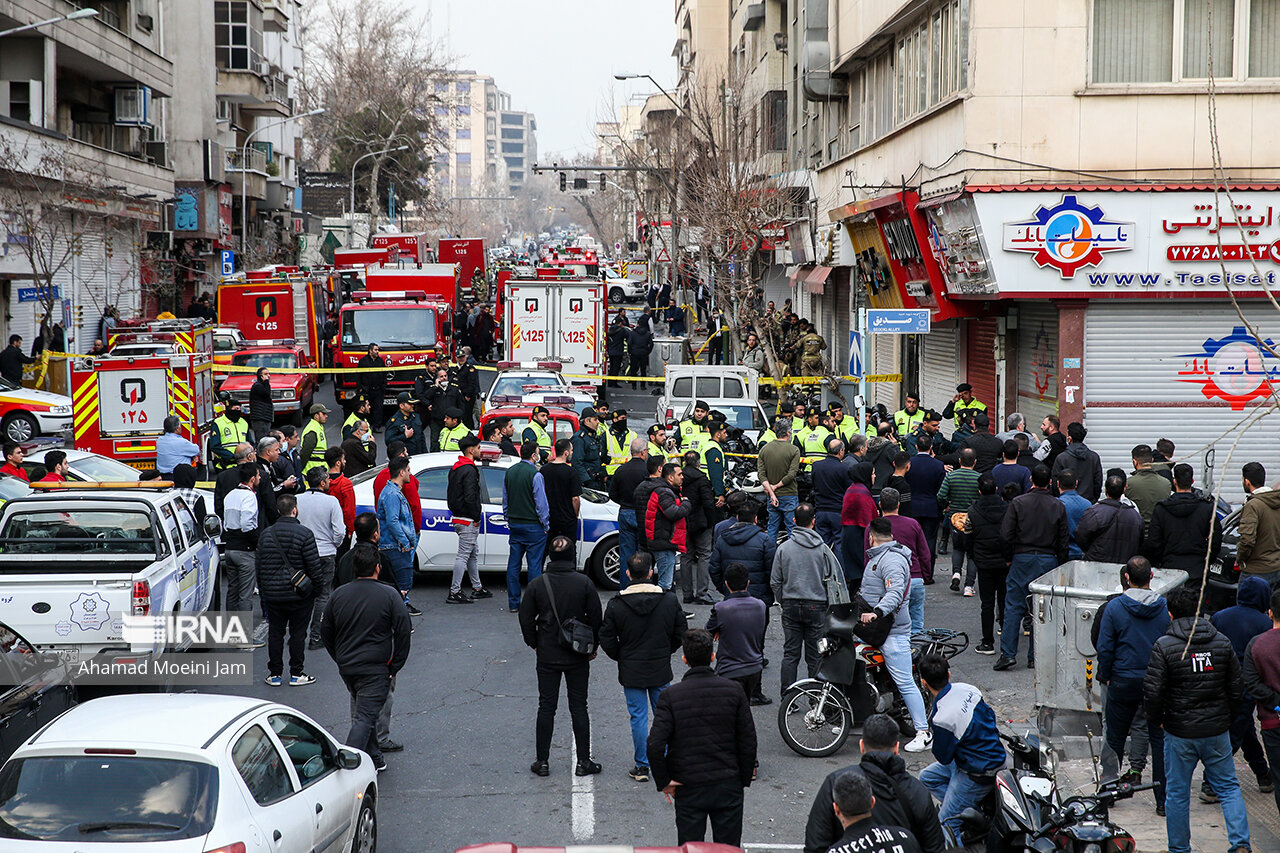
[861,518,931,752]
[917,653,1007,834]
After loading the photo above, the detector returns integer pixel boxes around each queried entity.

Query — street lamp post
[0,7,97,38]
[347,145,409,249]
[613,73,682,114]
[239,107,324,262]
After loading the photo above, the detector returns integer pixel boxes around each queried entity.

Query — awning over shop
[805,265,832,294]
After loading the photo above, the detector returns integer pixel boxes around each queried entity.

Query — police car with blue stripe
[351,447,622,588]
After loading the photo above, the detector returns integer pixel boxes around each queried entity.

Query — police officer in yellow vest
[343,395,373,442]
[788,400,806,434]
[647,423,670,461]
[894,391,926,436]
[299,402,330,477]
[522,405,553,462]
[439,407,472,453]
[677,400,712,450]
[941,382,987,427]
[828,402,860,446]
[605,409,637,475]
[794,407,833,471]
[209,395,250,471]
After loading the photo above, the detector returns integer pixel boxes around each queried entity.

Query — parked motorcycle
[777,605,968,757]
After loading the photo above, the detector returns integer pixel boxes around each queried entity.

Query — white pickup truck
[0,488,221,667]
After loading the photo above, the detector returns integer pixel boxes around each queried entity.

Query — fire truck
[70,351,215,470]
[438,238,485,299]
[333,289,452,408]
[108,318,214,356]
[369,232,433,263]
[216,269,333,369]
[502,277,606,382]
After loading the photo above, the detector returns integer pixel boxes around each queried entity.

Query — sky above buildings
[419,0,677,158]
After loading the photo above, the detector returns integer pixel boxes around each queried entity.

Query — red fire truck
[438,238,485,299]
[369,232,433,264]
[108,318,214,358]
[69,351,215,470]
[216,270,333,369]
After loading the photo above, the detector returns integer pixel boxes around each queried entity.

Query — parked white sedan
[351,450,622,588]
[0,693,377,851]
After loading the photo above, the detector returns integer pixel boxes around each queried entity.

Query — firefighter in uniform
[299,402,330,477]
[647,424,669,461]
[794,407,833,471]
[604,409,637,476]
[343,395,373,442]
[522,405,553,462]
[677,400,712,450]
[894,391,925,436]
[210,394,249,471]
[439,407,472,453]
[797,324,827,377]
[941,382,987,427]
[828,402,859,447]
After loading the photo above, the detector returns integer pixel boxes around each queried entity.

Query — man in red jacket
[644,463,690,591]
[325,447,355,552]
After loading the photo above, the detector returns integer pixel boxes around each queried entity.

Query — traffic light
[559,172,566,192]
[599,173,606,192]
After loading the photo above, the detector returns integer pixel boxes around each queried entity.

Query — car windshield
[69,455,143,482]
[213,335,237,352]
[0,509,156,557]
[0,378,20,393]
[0,756,217,841]
[694,405,767,431]
[349,463,387,486]
[233,352,298,370]
[491,373,558,398]
[342,307,437,349]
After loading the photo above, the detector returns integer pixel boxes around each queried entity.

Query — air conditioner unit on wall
[114,86,153,127]
[204,139,225,182]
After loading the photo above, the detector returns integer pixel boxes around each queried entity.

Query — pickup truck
[0,488,221,667]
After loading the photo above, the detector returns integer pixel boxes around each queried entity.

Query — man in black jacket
[321,547,411,771]
[804,713,945,853]
[446,435,490,604]
[249,367,274,441]
[1144,586,1250,851]
[610,438,651,588]
[607,317,629,387]
[823,770,923,853]
[0,334,33,386]
[680,451,717,605]
[965,473,1011,655]
[600,553,687,783]
[357,343,386,430]
[1075,474,1144,563]
[422,367,464,452]
[1052,421,1103,503]
[1144,463,1224,586]
[628,322,654,389]
[961,412,1003,474]
[518,536,604,778]
[647,628,757,846]
[812,439,853,552]
[256,493,322,686]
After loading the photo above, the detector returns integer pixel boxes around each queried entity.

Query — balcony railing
[226,146,268,173]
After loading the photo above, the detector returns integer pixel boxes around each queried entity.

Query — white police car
[351,448,622,588]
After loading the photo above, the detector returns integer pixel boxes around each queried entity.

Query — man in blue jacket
[377,456,419,612]
[1096,556,1170,792]
[710,502,776,604]
[918,653,1006,833]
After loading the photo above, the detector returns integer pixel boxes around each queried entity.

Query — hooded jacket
[599,583,687,688]
[1095,587,1171,683]
[517,558,603,669]
[804,750,946,853]
[965,494,1011,569]
[446,456,481,521]
[1144,616,1242,739]
[841,463,878,527]
[1211,576,1274,667]
[864,514,933,583]
[644,481,689,552]
[632,477,663,550]
[861,540,913,636]
[865,437,898,496]
[709,520,776,601]
[249,376,274,425]
[1244,627,1280,731]
[628,325,654,359]
[1073,498,1143,563]
[1237,489,1280,576]
[1144,491,1223,578]
[680,464,717,535]
[770,526,844,603]
[1052,441,1103,503]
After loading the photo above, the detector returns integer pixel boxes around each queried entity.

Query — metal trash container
[650,336,686,375]
[1029,560,1187,749]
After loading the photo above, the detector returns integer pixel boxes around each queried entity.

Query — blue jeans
[908,577,925,635]
[381,548,414,598]
[624,685,665,769]
[507,523,547,608]
[920,761,995,832]
[1000,553,1056,660]
[618,509,638,590]
[882,632,928,730]
[766,494,798,544]
[654,550,676,590]
[1164,731,1251,853]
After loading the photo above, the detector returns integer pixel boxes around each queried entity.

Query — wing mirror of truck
[204,516,223,538]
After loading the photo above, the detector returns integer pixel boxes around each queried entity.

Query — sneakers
[446,590,473,604]
[378,740,404,753]
[975,641,996,655]
[575,759,602,776]
[1199,783,1219,804]
[253,622,270,644]
[471,587,494,599]
[264,674,282,687]
[693,596,718,605]
[1120,769,1142,785]
[406,601,424,616]
[963,586,975,597]
[950,573,961,592]
[1155,803,1165,817]
[373,755,388,772]
[1259,774,1275,794]
[290,673,316,686]
[904,730,933,753]
[628,766,650,782]
[993,656,1018,671]
[530,760,550,777]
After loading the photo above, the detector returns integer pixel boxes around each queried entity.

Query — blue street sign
[867,308,931,335]
[220,249,235,277]
[16,286,59,303]
[848,330,863,376]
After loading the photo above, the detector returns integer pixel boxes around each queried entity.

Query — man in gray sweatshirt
[770,502,848,701]
[862,517,932,752]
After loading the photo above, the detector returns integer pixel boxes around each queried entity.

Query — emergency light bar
[540,396,575,407]
[536,361,563,370]
[487,395,517,405]
[349,290,429,303]
[477,442,503,462]
[239,338,297,348]
[30,481,175,490]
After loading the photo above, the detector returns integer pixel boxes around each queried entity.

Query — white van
[656,365,759,424]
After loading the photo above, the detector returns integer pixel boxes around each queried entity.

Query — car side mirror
[203,516,223,538]
[336,748,363,770]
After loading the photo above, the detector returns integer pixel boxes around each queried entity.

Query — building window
[457,128,471,139]
[456,80,471,94]
[893,0,967,125]
[855,50,894,146]
[501,141,524,154]
[456,152,471,163]
[457,105,471,115]
[501,127,522,140]
[7,82,32,125]
[1092,0,1279,82]
[215,1,263,71]
[762,90,786,152]
[501,113,522,126]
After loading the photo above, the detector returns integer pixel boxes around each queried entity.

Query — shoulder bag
[543,573,597,656]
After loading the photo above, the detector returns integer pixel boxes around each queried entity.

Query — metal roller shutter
[966,317,999,423]
[1016,301,1060,430]
[872,333,899,408]
[1084,300,1280,503]
[919,321,960,415]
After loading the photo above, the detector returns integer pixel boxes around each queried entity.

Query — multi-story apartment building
[498,108,535,194]
[0,0,174,345]
[433,71,537,201]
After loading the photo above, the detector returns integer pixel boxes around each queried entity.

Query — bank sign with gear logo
[1178,326,1280,410]
[1002,194,1135,278]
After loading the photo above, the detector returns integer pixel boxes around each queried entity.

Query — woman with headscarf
[839,461,878,593]
[171,463,207,526]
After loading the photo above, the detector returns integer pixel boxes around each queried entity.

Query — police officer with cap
[941,382,986,427]
[678,399,712,450]
[647,423,669,461]
[571,407,606,486]
[210,393,250,471]
[605,409,637,476]
[343,395,373,442]
[704,420,729,506]
[523,405,553,462]
[299,402,331,477]
[895,391,925,435]
[385,391,425,455]
[439,407,472,453]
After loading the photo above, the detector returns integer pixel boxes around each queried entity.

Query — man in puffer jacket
[770,503,846,700]
[256,493,322,686]
[861,517,931,753]
[644,463,690,591]
[1051,421,1103,502]
[1144,587,1250,853]
[1144,463,1223,585]
[710,502,776,603]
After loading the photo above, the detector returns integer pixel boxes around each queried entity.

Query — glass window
[214,0,261,71]
[232,351,298,370]
[414,467,449,501]
[551,417,576,443]
[480,467,506,504]
[456,153,471,163]
[695,377,720,397]
[1249,0,1280,77]
[160,504,184,552]
[232,725,295,805]
[0,509,157,558]
[456,128,471,139]
[672,377,692,397]
[1092,0,1175,82]
[341,307,438,350]
[174,500,200,544]
[1183,0,1234,77]
[723,377,745,398]
[268,714,337,788]
[0,756,217,841]
[68,455,142,482]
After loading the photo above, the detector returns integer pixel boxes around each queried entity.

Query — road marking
[570,730,594,841]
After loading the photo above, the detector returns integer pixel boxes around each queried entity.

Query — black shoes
[406,602,423,616]
[975,641,996,655]
[446,591,473,604]
[378,740,404,753]
[683,595,696,604]
[693,596,717,605]
[472,588,494,599]
[628,766,650,782]
[750,694,773,706]
[993,656,1018,671]
[530,760,550,777]
[575,759,602,776]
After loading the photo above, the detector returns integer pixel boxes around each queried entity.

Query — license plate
[49,647,80,665]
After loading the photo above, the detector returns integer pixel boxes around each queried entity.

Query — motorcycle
[777,605,968,757]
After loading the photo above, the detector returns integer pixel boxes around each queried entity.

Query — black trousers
[917,516,940,564]
[976,562,1008,645]
[674,780,745,846]
[630,355,650,388]
[536,661,591,763]
[343,671,392,762]
[267,600,312,677]
[608,353,625,386]
[731,671,763,701]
